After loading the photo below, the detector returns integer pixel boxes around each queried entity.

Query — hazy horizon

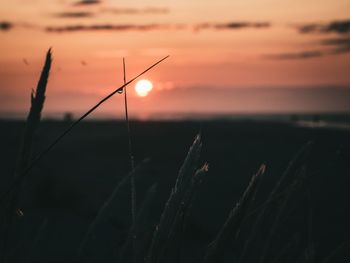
[2,86,350,121]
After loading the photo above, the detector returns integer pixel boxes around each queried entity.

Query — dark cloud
[331,46,350,54]
[103,7,169,15]
[73,0,101,6]
[265,36,350,60]
[265,51,325,60]
[265,25,350,60]
[321,37,350,54]
[45,24,172,32]
[218,22,270,29]
[53,7,168,19]
[298,19,350,34]
[195,22,270,31]
[321,37,350,46]
[0,21,13,31]
[55,12,94,18]
[44,21,271,33]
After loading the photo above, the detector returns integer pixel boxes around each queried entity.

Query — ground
[0,119,349,262]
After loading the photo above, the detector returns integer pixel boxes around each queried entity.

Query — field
[0,118,350,262]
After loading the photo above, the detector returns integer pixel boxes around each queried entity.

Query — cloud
[55,12,94,18]
[0,21,13,31]
[266,25,350,60]
[44,21,271,33]
[53,7,169,20]
[298,19,350,34]
[264,50,325,60]
[217,22,270,29]
[73,0,101,6]
[321,37,350,46]
[45,24,172,32]
[321,37,350,54]
[103,7,169,15]
[194,22,270,31]
[264,36,350,60]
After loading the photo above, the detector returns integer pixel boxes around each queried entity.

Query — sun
[135,79,153,97]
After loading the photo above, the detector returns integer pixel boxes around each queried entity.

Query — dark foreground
[0,119,350,262]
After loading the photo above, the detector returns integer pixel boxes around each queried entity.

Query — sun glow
[135,79,153,97]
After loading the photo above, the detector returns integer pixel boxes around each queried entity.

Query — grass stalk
[122,57,137,263]
[122,58,135,171]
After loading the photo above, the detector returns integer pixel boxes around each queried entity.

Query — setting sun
[135,79,153,97]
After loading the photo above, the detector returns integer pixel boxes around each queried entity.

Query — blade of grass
[0,55,169,206]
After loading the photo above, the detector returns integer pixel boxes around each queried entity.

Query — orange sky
[1,0,350,118]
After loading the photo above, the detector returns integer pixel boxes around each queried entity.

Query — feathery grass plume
[0,55,169,205]
[146,133,202,263]
[239,142,313,263]
[118,184,157,263]
[15,48,52,178]
[2,48,51,260]
[160,163,209,263]
[77,159,149,259]
[203,164,266,263]
[175,134,202,192]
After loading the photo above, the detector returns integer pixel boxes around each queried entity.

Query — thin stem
[122,58,137,263]
[123,58,135,170]
[0,55,169,205]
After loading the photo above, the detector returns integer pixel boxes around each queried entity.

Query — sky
[1,0,350,119]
